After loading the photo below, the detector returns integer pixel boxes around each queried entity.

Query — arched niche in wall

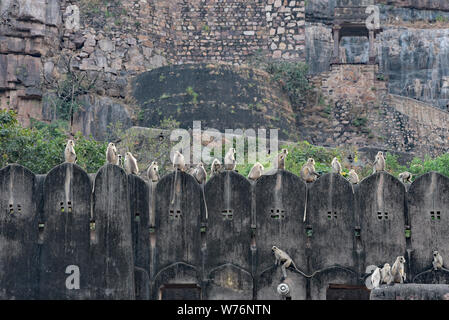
[255,170,308,300]
[408,172,449,283]
[0,164,39,299]
[204,171,253,300]
[90,164,135,299]
[357,172,406,269]
[39,163,92,299]
[307,173,359,300]
[152,171,202,299]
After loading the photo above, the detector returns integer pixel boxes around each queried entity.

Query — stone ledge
[370,284,449,300]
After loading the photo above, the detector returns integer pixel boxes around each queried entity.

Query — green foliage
[186,86,199,104]
[0,110,107,174]
[386,152,449,181]
[265,61,311,107]
[376,73,385,81]
[281,141,344,176]
[436,15,449,23]
[352,117,368,128]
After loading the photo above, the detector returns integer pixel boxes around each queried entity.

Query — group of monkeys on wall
[64,140,415,186]
[63,139,446,293]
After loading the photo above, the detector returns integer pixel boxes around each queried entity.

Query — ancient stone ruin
[1,163,448,300]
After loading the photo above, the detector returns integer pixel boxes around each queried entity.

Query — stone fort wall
[1,163,448,300]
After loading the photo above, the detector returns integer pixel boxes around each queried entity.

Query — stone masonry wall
[0,0,306,131]
[1,163,449,300]
[307,64,449,157]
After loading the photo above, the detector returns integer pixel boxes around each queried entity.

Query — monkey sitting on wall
[398,171,412,184]
[391,256,406,284]
[147,161,159,182]
[210,158,222,178]
[124,152,139,175]
[331,157,342,175]
[248,162,264,181]
[224,148,236,171]
[433,251,444,270]
[275,149,288,170]
[271,246,306,280]
[64,140,77,164]
[372,151,385,174]
[106,142,118,165]
[300,158,320,183]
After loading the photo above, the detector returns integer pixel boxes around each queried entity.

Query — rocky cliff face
[1,0,448,158]
[306,0,449,110]
[379,28,449,109]
[0,0,61,126]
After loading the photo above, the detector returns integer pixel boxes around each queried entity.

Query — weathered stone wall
[156,0,306,63]
[1,163,448,300]
[307,64,449,157]
[1,0,306,138]
[306,1,449,110]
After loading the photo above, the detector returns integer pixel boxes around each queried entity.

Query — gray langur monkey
[272,246,307,280]
[192,162,209,220]
[192,162,207,185]
[147,161,159,182]
[106,142,118,165]
[391,256,406,283]
[173,150,186,171]
[380,263,393,285]
[433,251,444,270]
[399,171,412,184]
[373,151,386,174]
[331,157,342,175]
[210,158,222,178]
[171,150,186,205]
[301,158,320,222]
[276,149,288,170]
[124,152,139,175]
[224,148,236,171]
[371,267,381,289]
[348,169,359,184]
[248,162,264,180]
[300,158,320,183]
[64,140,77,164]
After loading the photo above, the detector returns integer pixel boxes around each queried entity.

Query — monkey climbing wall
[0,163,448,300]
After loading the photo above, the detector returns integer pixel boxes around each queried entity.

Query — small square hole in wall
[60,201,65,213]
[270,208,285,219]
[430,211,441,221]
[67,201,72,213]
[135,212,141,222]
[9,204,14,214]
[169,209,182,219]
[327,211,337,220]
[222,209,233,221]
[17,204,21,213]
[377,212,389,220]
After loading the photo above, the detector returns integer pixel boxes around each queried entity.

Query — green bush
[265,61,311,107]
[0,110,107,174]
